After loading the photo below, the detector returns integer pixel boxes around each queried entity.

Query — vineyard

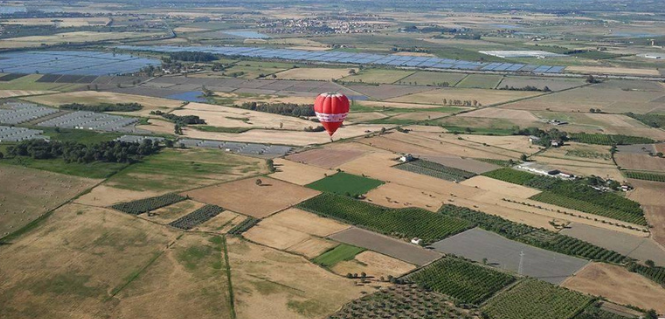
[482,279,593,319]
[569,133,654,146]
[328,285,483,319]
[227,217,259,235]
[169,204,224,230]
[396,159,476,182]
[439,205,627,264]
[574,303,637,319]
[484,168,646,225]
[111,193,187,215]
[298,193,473,245]
[630,263,665,286]
[624,171,665,183]
[530,192,646,225]
[403,256,515,304]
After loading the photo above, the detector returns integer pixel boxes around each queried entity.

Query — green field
[306,172,384,195]
[341,68,414,84]
[298,193,473,245]
[107,148,263,192]
[404,257,515,304]
[0,74,81,91]
[569,133,655,146]
[483,279,593,319]
[456,74,504,89]
[397,71,466,86]
[312,244,365,268]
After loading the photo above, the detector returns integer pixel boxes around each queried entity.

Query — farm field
[24,91,184,117]
[502,81,665,114]
[286,145,370,169]
[566,66,661,76]
[341,69,414,84]
[329,227,442,266]
[562,263,665,314]
[173,102,315,131]
[461,176,541,198]
[243,222,314,250]
[106,148,267,192]
[531,156,624,181]
[1,17,111,27]
[615,153,665,172]
[261,208,351,237]
[561,223,665,266]
[141,200,207,224]
[269,158,336,185]
[363,182,446,212]
[74,185,168,207]
[404,256,515,304]
[418,155,500,174]
[458,107,540,121]
[430,228,589,284]
[0,165,98,238]
[225,237,371,319]
[626,180,665,247]
[275,67,357,80]
[299,192,473,245]
[538,142,613,165]
[345,83,434,100]
[497,76,586,91]
[306,172,384,195]
[0,31,156,48]
[483,279,593,319]
[388,87,540,106]
[330,251,416,279]
[312,244,365,268]
[0,74,82,91]
[0,89,56,98]
[455,74,504,89]
[185,177,320,218]
[396,159,476,181]
[398,71,467,86]
[0,203,180,318]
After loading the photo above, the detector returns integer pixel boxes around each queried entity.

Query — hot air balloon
[314,92,350,138]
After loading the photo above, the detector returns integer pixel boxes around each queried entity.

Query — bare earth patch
[269,159,336,185]
[183,178,320,219]
[261,208,351,237]
[562,262,665,314]
[331,251,416,279]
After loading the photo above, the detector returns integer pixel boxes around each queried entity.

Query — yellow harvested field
[0,203,180,318]
[287,237,338,259]
[0,165,99,237]
[184,178,320,219]
[2,17,110,27]
[0,90,56,98]
[142,200,207,224]
[531,156,625,181]
[173,27,208,32]
[461,176,541,198]
[457,134,539,155]
[585,114,665,139]
[75,184,167,207]
[227,237,370,319]
[626,180,665,247]
[567,66,661,76]
[243,223,312,250]
[331,251,416,279]
[193,210,246,234]
[615,153,665,172]
[260,208,351,237]
[388,87,540,106]
[0,31,151,48]
[174,102,314,130]
[275,68,357,80]
[24,91,183,117]
[364,183,445,212]
[176,123,391,146]
[358,100,456,109]
[137,118,174,135]
[458,107,539,121]
[213,92,315,106]
[270,159,336,185]
[538,142,613,165]
[562,263,665,314]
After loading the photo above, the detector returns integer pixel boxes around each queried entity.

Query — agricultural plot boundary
[111,193,187,215]
[169,204,224,230]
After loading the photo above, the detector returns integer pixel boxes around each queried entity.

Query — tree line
[6,139,160,164]
[60,102,143,112]
[238,102,316,117]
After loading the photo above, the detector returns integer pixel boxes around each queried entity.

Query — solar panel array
[118,45,565,74]
[0,126,48,142]
[177,138,292,156]
[0,51,160,76]
[37,111,139,132]
[0,102,59,125]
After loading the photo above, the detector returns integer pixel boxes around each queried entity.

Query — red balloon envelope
[314,92,350,136]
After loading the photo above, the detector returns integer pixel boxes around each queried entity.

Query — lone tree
[520,154,528,162]
[255,179,262,186]
[0,151,4,159]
